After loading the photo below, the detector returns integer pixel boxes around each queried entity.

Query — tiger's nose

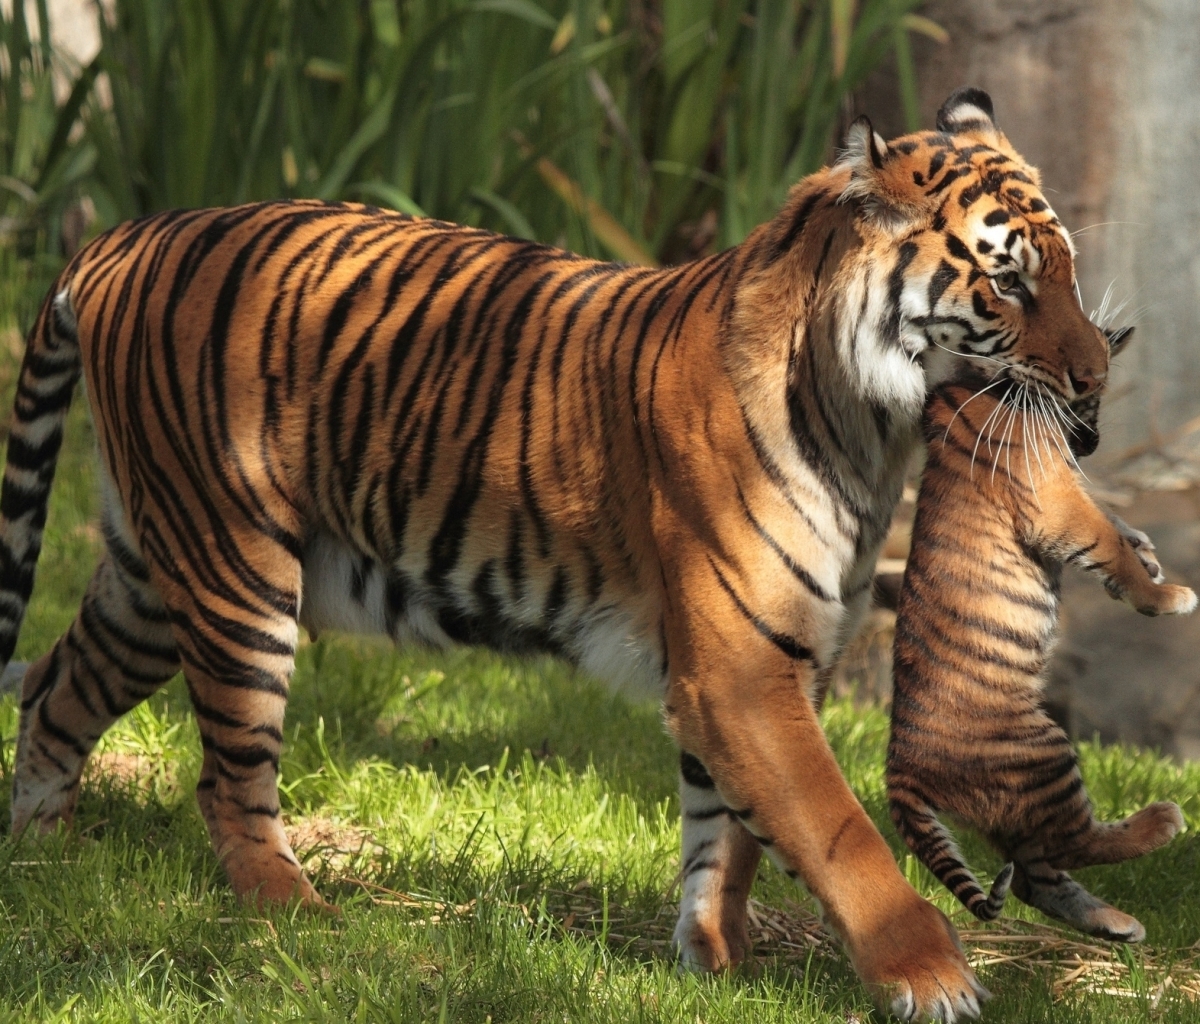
[1070,371,1102,395]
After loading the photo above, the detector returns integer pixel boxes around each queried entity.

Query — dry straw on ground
[337,833,1200,1011]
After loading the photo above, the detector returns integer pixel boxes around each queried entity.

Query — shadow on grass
[282,634,681,808]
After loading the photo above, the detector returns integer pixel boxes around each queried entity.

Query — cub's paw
[1137,584,1197,617]
[1111,514,1163,581]
[1127,801,1186,852]
[856,898,987,1022]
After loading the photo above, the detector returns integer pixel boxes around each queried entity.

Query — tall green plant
[0,0,96,260]
[61,1,936,265]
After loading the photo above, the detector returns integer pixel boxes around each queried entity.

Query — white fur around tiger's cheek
[899,272,937,355]
[839,265,925,414]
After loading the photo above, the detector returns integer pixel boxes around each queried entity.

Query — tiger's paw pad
[1112,515,1163,581]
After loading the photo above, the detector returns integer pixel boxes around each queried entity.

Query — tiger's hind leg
[150,521,324,909]
[11,554,180,835]
[1008,800,1185,943]
[672,752,762,971]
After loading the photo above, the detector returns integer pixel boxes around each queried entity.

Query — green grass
[2,286,1200,1021]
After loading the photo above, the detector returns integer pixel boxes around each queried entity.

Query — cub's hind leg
[1048,802,1184,871]
[1008,859,1146,943]
[150,521,323,908]
[11,552,180,835]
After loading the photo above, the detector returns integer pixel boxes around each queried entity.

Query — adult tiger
[0,88,1109,1020]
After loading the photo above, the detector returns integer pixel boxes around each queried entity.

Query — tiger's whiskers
[990,392,1021,485]
[970,387,1011,480]
[944,375,1008,446]
[1018,385,1042,507]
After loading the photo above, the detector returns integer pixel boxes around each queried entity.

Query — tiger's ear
[1104,325,1135,358]
[936,87,1001,143]
[844,115,889,173]
[837,115,922,229]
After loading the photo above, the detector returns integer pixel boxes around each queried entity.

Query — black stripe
[708,557,814,662]
[769,189,826,263]
[680,751,715,790]
[735,482,835,602]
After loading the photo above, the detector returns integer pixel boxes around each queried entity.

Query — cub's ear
[837,115,922,228]
[1104,324,1135,357]
[936,87,997,134]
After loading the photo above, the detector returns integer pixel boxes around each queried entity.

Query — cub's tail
[0,286,82,672]
[889,786,1013,921]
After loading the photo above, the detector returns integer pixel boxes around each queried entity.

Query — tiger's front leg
[662,559,985,1021]
[673,751,762,970]
[1035,483,1197,617]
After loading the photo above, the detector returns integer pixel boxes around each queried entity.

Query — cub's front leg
[1034,482,1196,616]
[662,551,986,1022]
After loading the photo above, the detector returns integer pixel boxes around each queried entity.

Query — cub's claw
[1109,513,1163,581]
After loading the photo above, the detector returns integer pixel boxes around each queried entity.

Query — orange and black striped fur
[0,88,1119,1020]
[889,340,1194,942]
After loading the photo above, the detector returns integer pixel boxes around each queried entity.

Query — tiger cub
[888,328,1196,942]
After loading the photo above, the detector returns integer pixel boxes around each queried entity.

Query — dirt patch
[285,817,384,874]
[84,751,166,788]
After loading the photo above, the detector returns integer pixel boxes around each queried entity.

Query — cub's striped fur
[889,341,1194,942]
[0,88,1111,1019]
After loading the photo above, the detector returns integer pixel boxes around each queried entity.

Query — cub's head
[838,87,1110,409]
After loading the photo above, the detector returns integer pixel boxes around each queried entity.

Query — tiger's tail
[889,787,1013,921]
[0,286,82,672]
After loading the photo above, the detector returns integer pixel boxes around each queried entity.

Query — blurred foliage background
[1,0,941,326]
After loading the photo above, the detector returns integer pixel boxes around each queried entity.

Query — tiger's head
[837,87,1110,410]
[1066,325,1135,457]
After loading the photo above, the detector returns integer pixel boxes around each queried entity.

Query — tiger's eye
[994,270,1020,292]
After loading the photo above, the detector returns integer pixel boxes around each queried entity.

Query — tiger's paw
[852,896,987,1022]
[218,831,335,913]
[1019,872,1146,943]
[672,905,752,973]
[232,865,336,914]
[1135,583,1197,617]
